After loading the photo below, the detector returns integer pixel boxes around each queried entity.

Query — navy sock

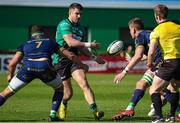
[130,89,145,106]
[169,92,179,117]
[151,93,163,118]
[50,90,63,117]
[164,90,172,102]
[0,95,5,106]
[176,105,180,112]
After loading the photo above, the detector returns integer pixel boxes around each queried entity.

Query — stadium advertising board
[0,54,146,73]
[0,54,21,72]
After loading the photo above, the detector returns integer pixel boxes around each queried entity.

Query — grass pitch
[0,73,170,122]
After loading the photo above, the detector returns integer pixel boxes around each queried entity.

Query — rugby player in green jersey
[52,3,105,121]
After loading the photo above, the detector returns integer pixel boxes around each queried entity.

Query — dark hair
[128,18,144,30]
[154,4,168,19]
[31,25,44,34]
[69,3,83,10]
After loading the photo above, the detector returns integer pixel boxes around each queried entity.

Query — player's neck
[157,19,168,24]
[135,30,143,38]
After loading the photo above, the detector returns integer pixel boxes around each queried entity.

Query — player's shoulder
[137,30,150,41]
[58,19,71,27]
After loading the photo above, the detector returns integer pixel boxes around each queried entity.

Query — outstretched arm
[79,47,105,64]
[113,46,144,84]
[7,52,23,82]
[63,34,99,49]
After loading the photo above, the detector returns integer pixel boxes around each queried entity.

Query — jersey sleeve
[16,43,25,55]
[150,29,159,44]
[135,34,145,48]
[59,21,72,35]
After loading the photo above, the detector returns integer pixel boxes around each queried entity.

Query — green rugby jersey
[52,19,84,64]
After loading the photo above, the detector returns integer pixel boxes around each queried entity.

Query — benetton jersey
[17,36,59,63]
[53,19,84,64]
[150,21,180,60]
[135,30,162,64]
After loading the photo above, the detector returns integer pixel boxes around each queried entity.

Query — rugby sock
[90,103,97,113]
[0,95,5,106]
[164,89,172,102]
[176,105,180,117]
[126,89,145,110]
[50,90,63,118]
[169,92,179,117]
[151,93,163,118]
[164,90,180,116]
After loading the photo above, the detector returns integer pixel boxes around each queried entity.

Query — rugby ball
[107,40,124,55]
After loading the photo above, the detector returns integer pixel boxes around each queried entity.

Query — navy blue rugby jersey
[135,30,162,64]
[17,36,59,62]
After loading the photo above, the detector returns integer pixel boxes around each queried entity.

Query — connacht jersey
[53,19,84,64]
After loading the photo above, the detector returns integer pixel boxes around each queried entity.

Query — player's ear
[133,27,136,34]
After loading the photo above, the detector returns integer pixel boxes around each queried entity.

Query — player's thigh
[72,69,89,89]
[8,76,28,93]
[45,73,63,89]
[156,59,179,82]
[54,62,72,81]
[149,75,168,95]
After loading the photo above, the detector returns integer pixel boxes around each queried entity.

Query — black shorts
[54,58,84,81]
[156,58,180,81]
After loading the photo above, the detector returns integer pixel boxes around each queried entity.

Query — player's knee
[136,80,147,90]
[80,83,90,92]
[149,86,158,95]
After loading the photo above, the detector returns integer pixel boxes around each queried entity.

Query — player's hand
[113,72,126,84]
[90,41,99,49]
[95,57,106,64]
[7,74,13,82]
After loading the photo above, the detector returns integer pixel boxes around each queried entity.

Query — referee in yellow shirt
[147,4,180,123]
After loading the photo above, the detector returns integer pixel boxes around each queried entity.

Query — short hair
[128,18,144,30]
[154,4,168,19]
[31,25,43,34]
[69,3,83,11]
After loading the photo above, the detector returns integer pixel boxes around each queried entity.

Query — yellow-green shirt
[150,21,180,60]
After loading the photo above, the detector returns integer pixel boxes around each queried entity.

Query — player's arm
[59,47,88,71]
[124,45,144,72]
[63,34,99,49]
[113,45,144,84]
[147,30,159,70]
[7,51,23,82]
[79,47,105,64]
[147,41,158,70]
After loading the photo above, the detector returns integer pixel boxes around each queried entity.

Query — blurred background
[0,0,180,72]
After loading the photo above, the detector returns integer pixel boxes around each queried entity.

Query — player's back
[154,21,180,59]
[23,37,58,60]
[19,36,59,71]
